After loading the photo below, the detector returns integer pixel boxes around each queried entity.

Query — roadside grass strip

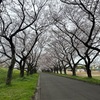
[0,68,39,100]
[52,73,100,85]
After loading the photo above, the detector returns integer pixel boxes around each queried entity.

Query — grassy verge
[0,67,39,100]
[93,76,100,80]
[52,73,100,85]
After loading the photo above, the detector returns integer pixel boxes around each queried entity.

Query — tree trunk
[20,67,25,77]
[59,67,62,74]
[64,66,66,74]
[6,56,15,85]
[86,66,92,78]
[20,60,26,77]
[56,67,58,74]
[6,45,15,85]
[30,67,37,74]
[72,68,76,76]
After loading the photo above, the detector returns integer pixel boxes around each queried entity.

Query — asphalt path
[39,73,100,100]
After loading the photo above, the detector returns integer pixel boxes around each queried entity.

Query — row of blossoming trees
[1,0,100,85]
[0,0,50,85]
[39,0,100,78]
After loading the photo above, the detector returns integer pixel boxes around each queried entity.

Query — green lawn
[0,67,39,100]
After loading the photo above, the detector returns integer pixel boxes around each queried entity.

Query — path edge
[32,74,40,100]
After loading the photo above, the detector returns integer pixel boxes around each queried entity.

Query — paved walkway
[39,73,100,100]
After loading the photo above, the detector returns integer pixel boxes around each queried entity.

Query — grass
[0,68,7,84]
[93,76,100,80]
[0,67,39,100]
[52,73,100,85]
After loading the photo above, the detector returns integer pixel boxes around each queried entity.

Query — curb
[33,75,40,100]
